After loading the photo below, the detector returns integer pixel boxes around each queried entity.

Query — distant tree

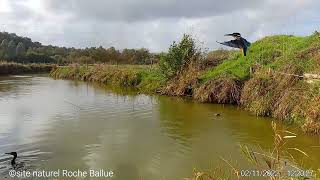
[1,39,9,49]
[119,48,151,64]
[26,47,36,56]
[0,31,155,64]
[149,53,160,64]
[94,46,108,62]
[0,39,9,59]
[106,47,120,64]
[134,48,150,64]
[21,37,33,49]
[67,51,79,63]
[120,49,135,64]
[52,55,64,64]
[33,42,42,48]
[78,56,94,65]
[16,42,26,57]
[7,40,16,58]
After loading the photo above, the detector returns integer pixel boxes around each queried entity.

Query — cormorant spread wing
[216,40,242,49]
[217,33,251,56]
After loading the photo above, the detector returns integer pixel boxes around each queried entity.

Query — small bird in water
[5,152,24,169]
[217,33,251,56]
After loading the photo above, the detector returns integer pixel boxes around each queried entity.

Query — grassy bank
[0,61,55,75]
[50,64,165,93]
[167,32,320,134]
[50,32,320,134]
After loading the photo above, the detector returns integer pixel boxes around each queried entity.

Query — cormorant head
[5,152,17,157]
[225,33,242,39]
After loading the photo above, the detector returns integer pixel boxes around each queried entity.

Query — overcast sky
[0,0,319,52]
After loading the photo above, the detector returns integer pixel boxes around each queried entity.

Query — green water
[0,75,319,179]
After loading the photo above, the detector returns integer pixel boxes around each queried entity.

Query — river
[0,75,319,179]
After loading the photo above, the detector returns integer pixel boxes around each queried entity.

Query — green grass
[201,33,320,81]
[201,54,250,80]
[138,67,166,92]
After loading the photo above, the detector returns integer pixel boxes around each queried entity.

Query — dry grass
[0,61,54,75]
[240,65,306,120]
[161,50,231,97]
[240,71,274,116]
[239,122,316,180]
[161,50,234,97]
[303,96,320,134]
[187,122,318,180]
[50,64,142,87]
[50,64,165,92]
[161,62,200,96]
[271,65,307,122]
[194,76,242,104]
[240,62,320,134]
[184,169,216,180]
[272,88,306,122]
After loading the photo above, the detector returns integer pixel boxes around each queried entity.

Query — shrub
[159,34,201,79]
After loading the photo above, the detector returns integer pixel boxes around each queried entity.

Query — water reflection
[0,76,319,179]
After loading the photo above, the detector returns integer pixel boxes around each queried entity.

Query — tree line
[0,32,160,64]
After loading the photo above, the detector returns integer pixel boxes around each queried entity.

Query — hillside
[196,32,320,133]
[202,33,320,80]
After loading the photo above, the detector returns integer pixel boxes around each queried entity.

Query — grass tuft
[194,76,242,104]
[303,96,320,134]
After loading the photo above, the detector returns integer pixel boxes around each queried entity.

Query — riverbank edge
[49,64,320,135]
[0,62,56,75]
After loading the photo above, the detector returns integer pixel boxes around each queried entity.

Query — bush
[159,34,201,79]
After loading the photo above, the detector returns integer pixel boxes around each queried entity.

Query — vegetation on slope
[50,64,165,93]
[202,34,317,80]
[164,32,320,134]
[0,61,55,75]
[238,33,320,134]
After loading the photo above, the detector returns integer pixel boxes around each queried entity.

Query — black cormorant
[217,33,251,56]
[5,152,24,169]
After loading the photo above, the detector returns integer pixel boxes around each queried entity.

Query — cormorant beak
[5,153,11,155]
[224,34,234,37]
